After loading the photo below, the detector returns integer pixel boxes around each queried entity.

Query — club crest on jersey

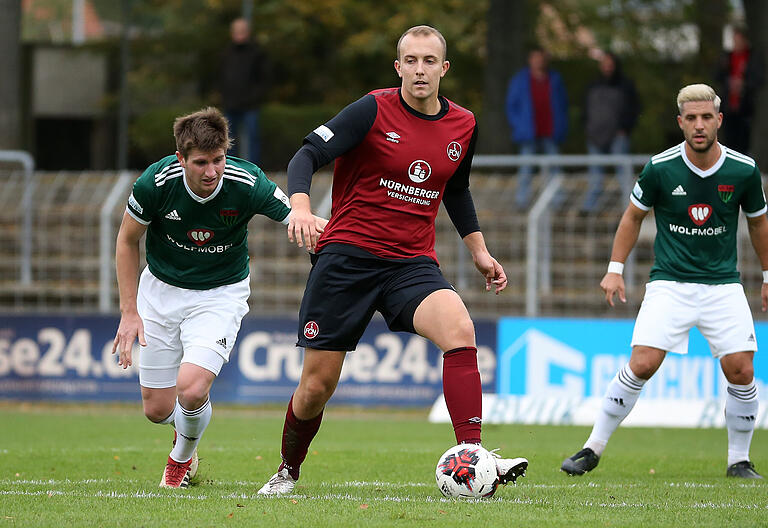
[688,204,711,226]
[219,208,239,226]
[447,141,462,162]
[187,229,214,246]
[408,160,431,183]
[718,184,734,203]
[303,321,319,339]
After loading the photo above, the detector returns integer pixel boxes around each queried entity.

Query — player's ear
[441,60,450,77]
[394,59,402,78]
[175,151,185,168]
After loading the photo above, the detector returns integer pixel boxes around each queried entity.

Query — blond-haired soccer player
[112,107,325,488]
[561,84,768,479]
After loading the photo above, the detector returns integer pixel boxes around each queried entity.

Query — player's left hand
[761,282,768,312]
[474,253,507,295]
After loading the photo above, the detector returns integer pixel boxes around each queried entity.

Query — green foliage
[1,406,766,527]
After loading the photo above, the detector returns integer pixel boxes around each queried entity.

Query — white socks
[158,400,179,425]
[170,399,212,463]
[725,381,758,466]
[585,363,646,456]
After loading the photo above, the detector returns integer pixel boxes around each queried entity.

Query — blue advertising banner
[0,315,497,406]
[496,318,768,400]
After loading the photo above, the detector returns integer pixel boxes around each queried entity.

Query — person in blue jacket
[505,48,569,209]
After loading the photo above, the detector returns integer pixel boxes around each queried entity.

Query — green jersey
[630,142,766,284]
[126,155,291,290]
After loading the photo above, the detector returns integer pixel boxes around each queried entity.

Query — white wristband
[763,270,768,283]
[607,261,624,275]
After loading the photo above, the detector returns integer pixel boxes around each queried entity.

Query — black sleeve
[286,94,378,197]
[304,94,378,161]
[443,125,480,237]
[287,144,324,196]
[443,187,480,238]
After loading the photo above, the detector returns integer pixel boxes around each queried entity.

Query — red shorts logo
[303,321,319,339]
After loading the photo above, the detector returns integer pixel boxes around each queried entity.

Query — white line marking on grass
[2,487,766,509]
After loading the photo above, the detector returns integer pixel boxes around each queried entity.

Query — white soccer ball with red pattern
[435,443,499,499]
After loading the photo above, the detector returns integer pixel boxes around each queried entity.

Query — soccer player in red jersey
[258,25,527,495]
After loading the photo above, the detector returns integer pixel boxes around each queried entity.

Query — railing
[1,155,765,320]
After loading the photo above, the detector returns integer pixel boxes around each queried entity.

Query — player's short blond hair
[173,107,232,159]
[397,25,447,61]
[677,84,721,114]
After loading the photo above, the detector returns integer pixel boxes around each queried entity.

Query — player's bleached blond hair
[397,25,447,61]
[677,84,721,114]
[173,107,232,159]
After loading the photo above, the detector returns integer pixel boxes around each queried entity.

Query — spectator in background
[715,25,764,155]
[219,18,269,164]
[505,48,568,209]
[582,52,640,213]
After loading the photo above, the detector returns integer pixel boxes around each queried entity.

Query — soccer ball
[435,444,499,499]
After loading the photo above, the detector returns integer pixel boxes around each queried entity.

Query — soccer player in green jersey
[111,107,326,488]
[561,84,768,479]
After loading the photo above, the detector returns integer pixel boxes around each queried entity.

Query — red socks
[279,395,324,480]
[442,346,482,445]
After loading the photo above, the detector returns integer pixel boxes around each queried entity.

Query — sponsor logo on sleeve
[273,186,290,207]
[128,192,143,214]
[313,125,335,142]
[632,182,643,200]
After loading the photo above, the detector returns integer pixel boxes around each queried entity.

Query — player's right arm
[601,202,648,306]
[286,94,378,250]
[112,211,148,368]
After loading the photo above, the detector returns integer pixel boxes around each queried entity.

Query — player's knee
[445,317,475,346]
[176,383,210,410]
[724,364,754,385]
[143,402,173,423]
[299,377,336,404]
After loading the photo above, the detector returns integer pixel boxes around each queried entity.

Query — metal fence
[1,154,765,319]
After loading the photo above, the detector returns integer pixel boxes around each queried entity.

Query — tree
[742,0,768,166]
[478,0,529,154]
[0,0,22,150]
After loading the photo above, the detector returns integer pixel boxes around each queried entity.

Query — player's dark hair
[173,107,232,159]
[397,25,447,61]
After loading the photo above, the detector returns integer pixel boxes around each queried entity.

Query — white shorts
[137,267,250,388]
[631,280,757,358]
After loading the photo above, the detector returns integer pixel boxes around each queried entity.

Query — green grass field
[1,403,766,527]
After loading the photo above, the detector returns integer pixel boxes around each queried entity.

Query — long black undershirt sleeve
[287,143,325,196]
[442,125,480,238]
[287,94,378,197]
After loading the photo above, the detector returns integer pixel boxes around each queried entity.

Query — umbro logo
[165,209,181,221]
[216,337,227,349]
[672,185,687,196]
[385,131,401,143]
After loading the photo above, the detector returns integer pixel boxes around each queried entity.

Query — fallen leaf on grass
[226,513,233,518]
[236,504,244,508]
[359,504,369,510]
[291,499,298,504]
[438,510,447,515]
[113,456,120,460]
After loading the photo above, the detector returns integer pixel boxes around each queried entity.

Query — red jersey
[304,88,477,262]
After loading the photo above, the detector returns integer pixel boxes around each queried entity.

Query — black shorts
[297,247,454,351]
